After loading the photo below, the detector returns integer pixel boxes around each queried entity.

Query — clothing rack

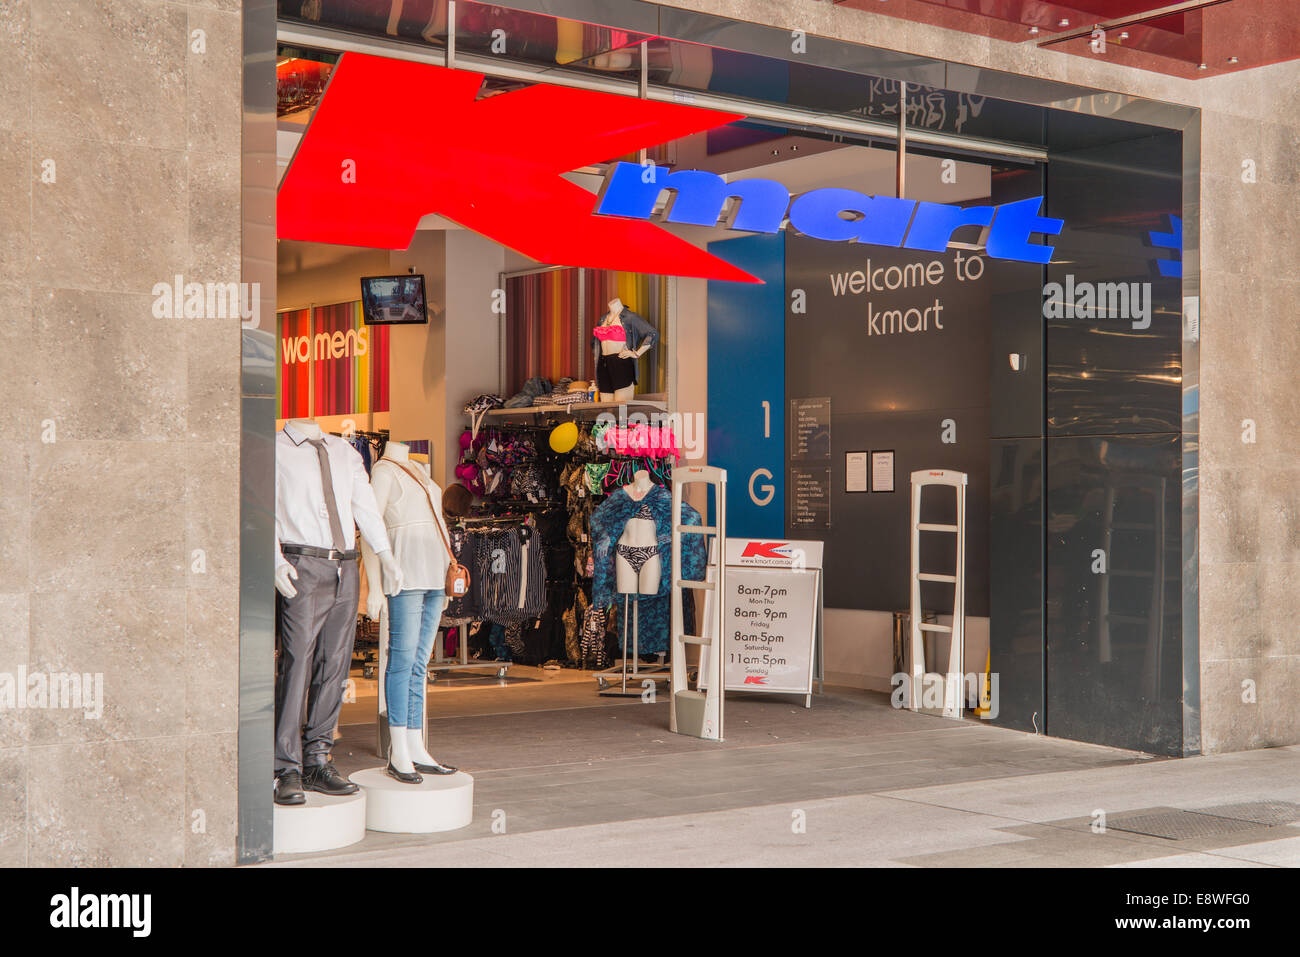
[456,400,681,676]
[330,427,390,441]
[426,623,512,683]
[457,510,539,525]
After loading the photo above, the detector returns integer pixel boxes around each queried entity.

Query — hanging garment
[442,525,483,621]
[485,622,511,660]
[599,425,681,460]
[474,525,547,625]
[563,588,589,664]
[579,603,609,670]
[504,622,527,658]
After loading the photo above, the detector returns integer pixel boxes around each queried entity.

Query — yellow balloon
[549,421,579,453]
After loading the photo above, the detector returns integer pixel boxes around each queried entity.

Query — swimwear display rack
[459,398,693,689]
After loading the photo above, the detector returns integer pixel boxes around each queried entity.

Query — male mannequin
[361,442,460,782]
[593,298,657,403]
[273,418,403,806]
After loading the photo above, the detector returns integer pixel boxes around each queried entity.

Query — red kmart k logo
[277,53,757,282]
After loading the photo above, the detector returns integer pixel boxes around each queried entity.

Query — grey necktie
[309,438,348,552]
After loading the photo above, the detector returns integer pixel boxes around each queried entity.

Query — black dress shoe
[302,763,360,796]
[274,770,306,806]
[413,761,458,775]
[385,761,423,784]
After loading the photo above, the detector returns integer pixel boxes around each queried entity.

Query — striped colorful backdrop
[276,301,390,418]
[505,268,667,395]
[277,308,312,418]
[505,268,580,392]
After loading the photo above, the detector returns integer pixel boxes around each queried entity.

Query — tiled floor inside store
[260,680,1300,867]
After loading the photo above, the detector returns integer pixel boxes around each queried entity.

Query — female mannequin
[593,298,658,403]
[362,441,459,783]
[614,470,660,595]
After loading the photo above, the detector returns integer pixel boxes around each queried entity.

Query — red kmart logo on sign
[281,327,369,364]
[741,542,793,559]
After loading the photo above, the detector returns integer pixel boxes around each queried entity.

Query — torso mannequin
[274,418,402,599]
[594,297,653,403]
[627,469,654,498]
[615,471,660,595]
[286,417,322,441]
[362,441,452,619]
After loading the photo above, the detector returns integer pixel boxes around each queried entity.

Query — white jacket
[362,457,453,592]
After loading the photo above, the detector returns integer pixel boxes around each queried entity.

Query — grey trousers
[275,553,360,774]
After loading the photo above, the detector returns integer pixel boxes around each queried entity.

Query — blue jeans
[386,588,446,729]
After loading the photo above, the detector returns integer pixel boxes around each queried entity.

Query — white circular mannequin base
[353,768,474,833]
[273,790,367,855]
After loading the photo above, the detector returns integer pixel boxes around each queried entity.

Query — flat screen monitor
[360,274,428,325]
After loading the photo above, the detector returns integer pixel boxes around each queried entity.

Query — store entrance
[261,32,1189,861]
[271,111,1027,803]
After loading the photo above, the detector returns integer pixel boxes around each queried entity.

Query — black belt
[282,544,359,561]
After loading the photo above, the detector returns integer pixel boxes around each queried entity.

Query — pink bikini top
[593,324,626,343]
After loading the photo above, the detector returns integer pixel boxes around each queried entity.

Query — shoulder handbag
[392,461,471,597]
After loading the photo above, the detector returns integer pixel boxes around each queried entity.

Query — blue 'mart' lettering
[985,197,1064,265]
[594,161,1065,265]
[788,189,914,246]
[904,202,995,251]
[595,163,788,233]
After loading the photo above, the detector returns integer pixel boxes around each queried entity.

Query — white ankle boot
[407,728,456,773]
[387,724,418,778]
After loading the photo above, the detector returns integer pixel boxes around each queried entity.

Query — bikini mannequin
[595,298,653,403]
[615,470,660,595]
[362,441,459,783]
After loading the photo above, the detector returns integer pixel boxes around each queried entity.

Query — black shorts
[596,353,637,393]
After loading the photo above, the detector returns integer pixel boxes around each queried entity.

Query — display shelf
[483,399,668,422]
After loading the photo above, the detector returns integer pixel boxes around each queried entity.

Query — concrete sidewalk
[270,689,1300,867]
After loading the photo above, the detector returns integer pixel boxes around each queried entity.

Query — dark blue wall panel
[707,233,786,538]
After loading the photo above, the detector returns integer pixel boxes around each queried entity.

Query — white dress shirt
[363,456,452,591]
[275,423,392,571]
